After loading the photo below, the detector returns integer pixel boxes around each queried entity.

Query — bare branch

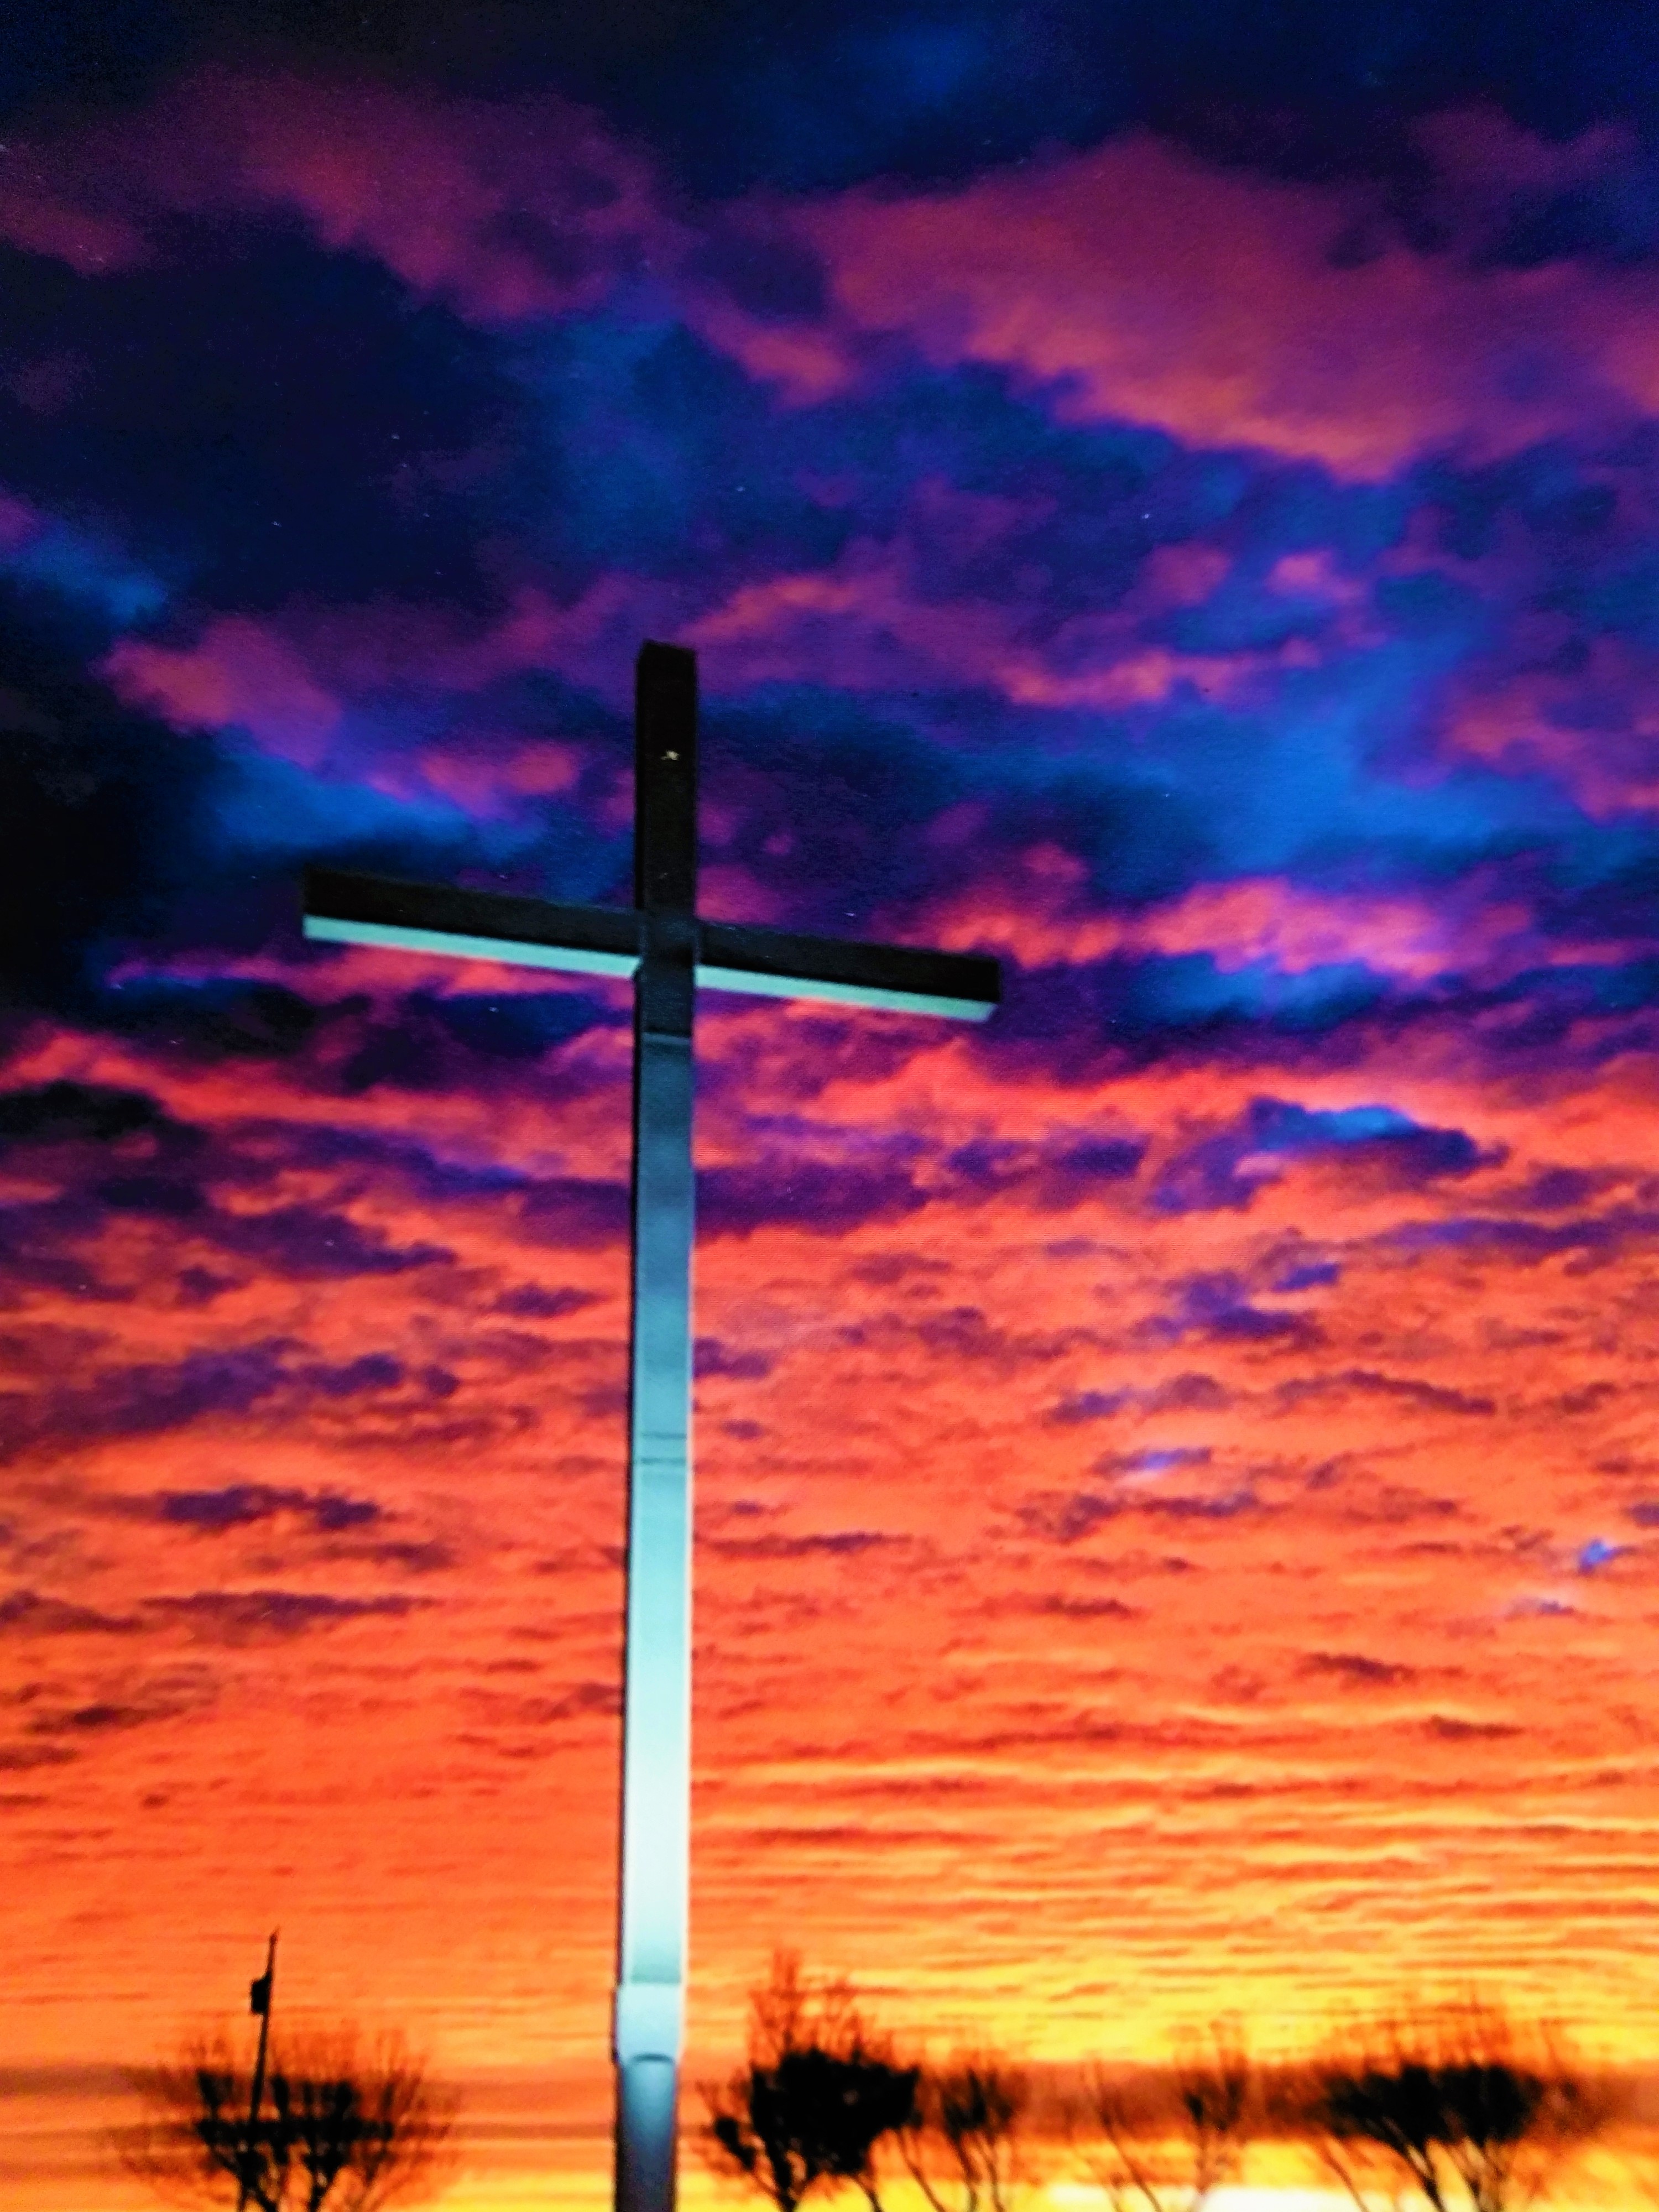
[113,2023,458,2212]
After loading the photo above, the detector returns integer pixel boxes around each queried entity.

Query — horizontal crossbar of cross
[303,866,1000,1021]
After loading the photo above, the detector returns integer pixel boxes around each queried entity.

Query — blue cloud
[1096,1446,1214,1476]
[1,520,167,628]
[1150,1270,1314,1343]
[1157,1095,1487,1213]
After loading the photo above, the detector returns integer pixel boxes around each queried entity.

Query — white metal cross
[302,643,1000,2212]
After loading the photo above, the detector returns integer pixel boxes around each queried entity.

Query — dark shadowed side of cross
[301,643,1000,2212]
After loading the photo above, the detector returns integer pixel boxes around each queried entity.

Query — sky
[4,0,1659,2205]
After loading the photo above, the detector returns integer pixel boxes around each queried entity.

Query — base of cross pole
[614,1983,684,2212]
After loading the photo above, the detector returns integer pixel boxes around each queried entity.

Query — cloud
[1096,1446,1214,1478]
[698,1156,926,1238]
[1017,1491,1124,1544]
[693,1337,773,1380]
[0,1341,291,1463]
[0,1337,456,1468]
[1011,1592,1138,1620]
[516,1175,631,1249]
[492,1283,600,1319]
[0,624,223,1011]
[103,618,344,770]
[151,1482,382,1535]
[5,28,1659,2073]
[1155,1094,1493,1213]
[0,1079,190,1151]
[704,1530,904,1559]
[0,67,677,324]
[1301,1650,1415,1688]
[1151,1271,1317,1345]
[941,1130,1146,1207]
[206,1206,452,1278]
[145,1589,437,1642]
[0,489,166,626]
[0,1589,140,1636]
[1046,1370,1230,1425]
[1425,1713,1523,1741]
[776,123,1659,474]
[1277,1368,1496,1417]
[0,1180,455,1311]
[929,862,1548,987]
[1046,1389,1129,1426]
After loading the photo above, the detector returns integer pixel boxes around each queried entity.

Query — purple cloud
[146,1589,436,1642]
[154,1483,382,1535]
[0,1589,140,1636]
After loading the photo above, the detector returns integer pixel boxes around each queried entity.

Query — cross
[301,643,1000,2212]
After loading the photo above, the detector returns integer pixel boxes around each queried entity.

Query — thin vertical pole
[613,644,698,2212]
[236,1931,278,2212]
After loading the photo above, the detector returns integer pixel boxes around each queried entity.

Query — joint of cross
[614,1980,685,2067]
[643,911,698,959]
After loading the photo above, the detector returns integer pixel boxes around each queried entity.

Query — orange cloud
[7,952,1659,2173]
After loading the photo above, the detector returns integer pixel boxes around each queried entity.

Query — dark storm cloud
[23,1671,219,1735]
[95,975,325,1063]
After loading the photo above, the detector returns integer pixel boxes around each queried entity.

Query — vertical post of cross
[613,644,698,2212]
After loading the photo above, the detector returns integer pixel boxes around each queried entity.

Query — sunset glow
[4,4,1659,2208]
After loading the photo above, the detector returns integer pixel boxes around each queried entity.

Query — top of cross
[304,641,1000,1024]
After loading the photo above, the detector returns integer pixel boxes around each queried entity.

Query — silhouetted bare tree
[1282,1998,1614,2212]
[703,1952,921,2212]
[1075,2021,1255,2212]
[116,2026,459,2212]
[900,2054,1030,2212]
